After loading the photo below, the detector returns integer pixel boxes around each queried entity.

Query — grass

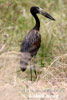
[0,1,67,98]
[0,0,67,67]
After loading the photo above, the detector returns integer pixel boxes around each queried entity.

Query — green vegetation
[0,0,67,67]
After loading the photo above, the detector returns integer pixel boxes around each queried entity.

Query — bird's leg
[33,56,37,79]
[33,65,37,79]
[30,67,32,81]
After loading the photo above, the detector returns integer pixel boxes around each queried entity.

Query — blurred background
[0,1,67,99]
[0,0,67,67]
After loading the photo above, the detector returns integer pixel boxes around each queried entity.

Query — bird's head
[30,6,55,21]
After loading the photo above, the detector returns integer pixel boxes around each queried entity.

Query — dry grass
[0,52,67,100]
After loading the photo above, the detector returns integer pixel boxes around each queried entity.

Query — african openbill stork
[20,6,55,81]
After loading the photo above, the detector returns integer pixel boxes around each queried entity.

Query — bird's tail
[20,52,31,71]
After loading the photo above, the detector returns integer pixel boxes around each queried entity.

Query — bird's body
[20,29,41,57]
[20,6,55,80]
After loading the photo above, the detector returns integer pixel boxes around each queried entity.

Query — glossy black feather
[20,29,41,56]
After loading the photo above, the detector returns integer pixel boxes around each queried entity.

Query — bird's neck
[32,14,40,30]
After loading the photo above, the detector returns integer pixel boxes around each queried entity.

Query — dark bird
[20,6,55,81]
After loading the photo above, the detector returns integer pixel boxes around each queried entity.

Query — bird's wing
[20,30,41,53]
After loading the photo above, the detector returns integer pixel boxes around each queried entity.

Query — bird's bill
[39,8,55,21]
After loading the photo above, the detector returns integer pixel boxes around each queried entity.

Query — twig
[0,44,6,53]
